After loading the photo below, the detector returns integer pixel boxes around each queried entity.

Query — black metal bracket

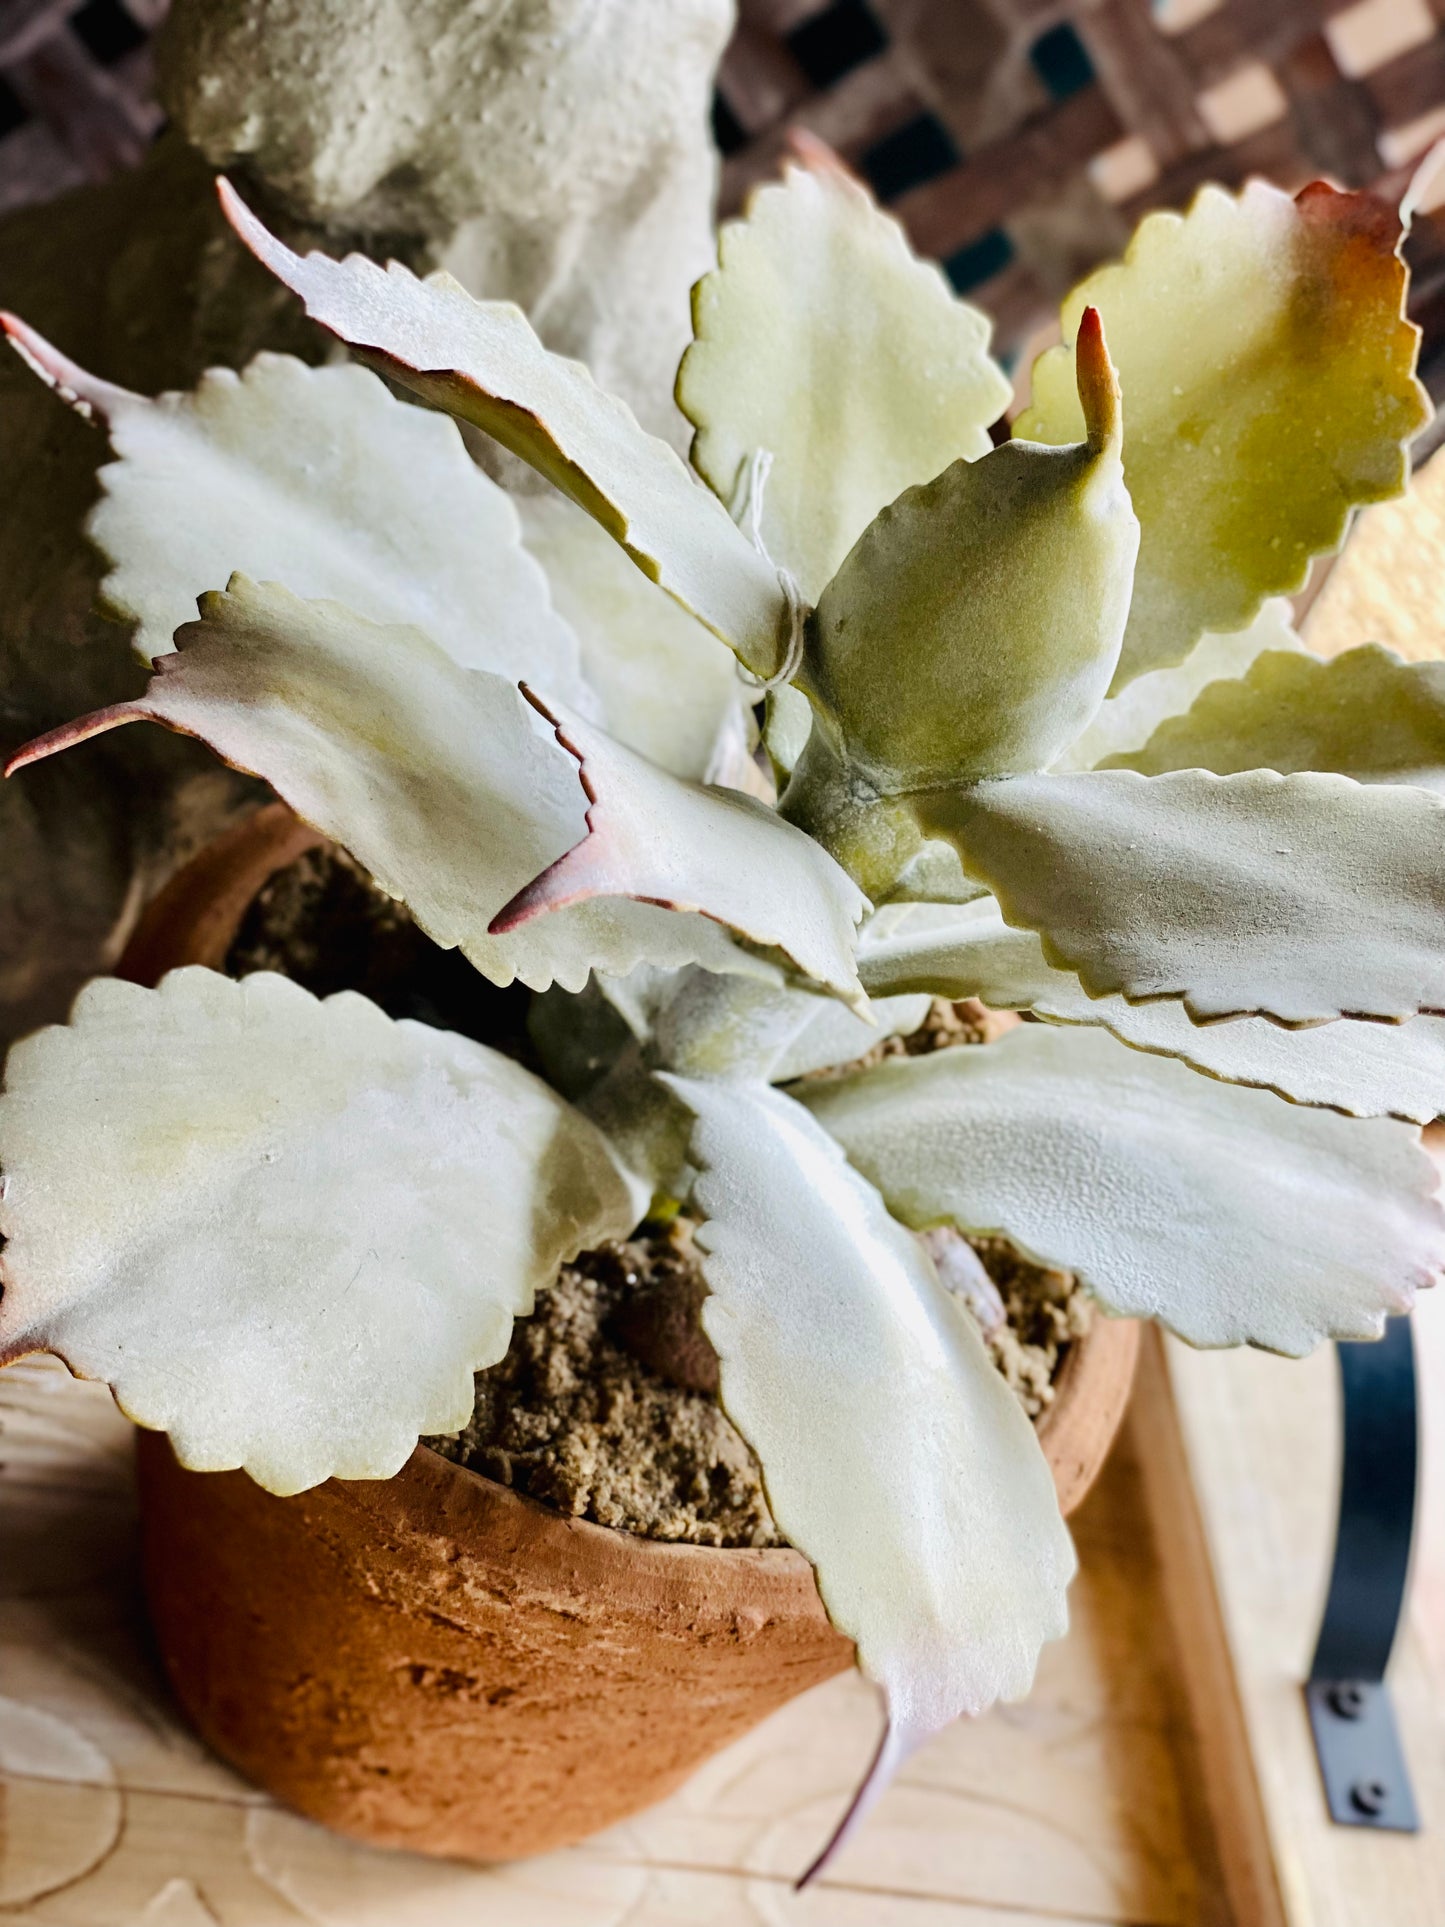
[1305,1315,1420,1833]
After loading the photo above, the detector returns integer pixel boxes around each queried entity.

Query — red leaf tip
[488,684,600,935]
[216,176,296,282]
[5,705,146,778]
[784,127,858,188]
[795,1717,922,1889]
[0,313,134,424]
[1074,306,1121,456]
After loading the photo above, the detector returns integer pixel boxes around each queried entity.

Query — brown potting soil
[226,843,538,1064]
[426,1225,784,1549]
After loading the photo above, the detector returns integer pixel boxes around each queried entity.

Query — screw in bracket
[1350,1779,1389,1818]
[1328,1681,1367,1720]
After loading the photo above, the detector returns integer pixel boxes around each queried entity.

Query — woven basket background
[5,0,1445,384]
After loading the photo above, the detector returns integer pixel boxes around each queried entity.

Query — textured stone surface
[157,0,732,443]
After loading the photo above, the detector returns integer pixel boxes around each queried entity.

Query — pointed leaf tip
[5,704,145,777]
[216,175,281,270]
[1074,306,1120,455]
[0,311,135,423]
[783,126,855,184]
[492,686,869,1004]
[796,1719,922,1889]
[488,686,598,932]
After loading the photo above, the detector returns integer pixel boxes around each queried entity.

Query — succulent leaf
[218,181,791,680]
[0,969,636,1494]
[859,899,1445,1123]
[884,846,987,907]
[1101,643,1445,788]
[798,1025,1444,1352]
[576,1051,696,1208]
[516,491,745,781]
[1016,179,1428,688]
[802,308,1139,794]
[1055,599,1305,772]
[8,578,768,994]
[651,967,929,1083]
[0,323,590,702]
[661,1073,1075,1868]
[492,688,870,1007]
[676,158,1010,603]
[763,682,815,782]
[916,769,1445,1024]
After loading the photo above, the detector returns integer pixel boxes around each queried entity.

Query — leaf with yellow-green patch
[1054,599,1304,772]
[1017,180,1428,688]
[1101,643,1445,788]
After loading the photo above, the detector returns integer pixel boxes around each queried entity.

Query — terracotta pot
[135,1430,852,1859]
[124,802,1140,1861]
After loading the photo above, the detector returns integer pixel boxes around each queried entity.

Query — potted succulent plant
[2,151,1444,1882]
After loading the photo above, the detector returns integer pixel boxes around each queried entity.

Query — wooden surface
[0,1353,1234,1926]
[6,1294,1445,1923]
[1156,1292,1445,1927]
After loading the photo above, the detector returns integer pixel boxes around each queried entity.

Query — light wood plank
[1158,1305,1445,1927]
[1129,1332,1288,1927]
[0,1773,1159,1927]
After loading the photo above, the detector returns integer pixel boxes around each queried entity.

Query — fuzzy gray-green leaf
[802,310,1138,795]
[664,1072,1074,1760]
[799,1025,1443,1353]
[859,899,1445,1124]
[917,769,1445,1024]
